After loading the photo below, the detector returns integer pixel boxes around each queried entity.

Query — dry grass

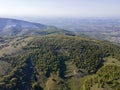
[0,36,32,57]
[103,56,120,66]
[0,61,12,76]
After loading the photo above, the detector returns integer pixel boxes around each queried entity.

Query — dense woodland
[0,35,120,90]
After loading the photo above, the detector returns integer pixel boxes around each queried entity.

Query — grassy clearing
[103,56,120,66]
[91,84,113,90]
[0,61,12,76]
[67,77,85,90]
[45,74,65,90]
[65,61,77,78]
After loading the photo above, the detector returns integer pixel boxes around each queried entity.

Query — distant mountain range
[0,18,72,36]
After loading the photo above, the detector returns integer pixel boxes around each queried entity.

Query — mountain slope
[0,35,120,90]
[0,18,73,36]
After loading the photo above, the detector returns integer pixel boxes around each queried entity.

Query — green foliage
[83,65,120,90]
[0,35,120,90]
[25,35,120,74]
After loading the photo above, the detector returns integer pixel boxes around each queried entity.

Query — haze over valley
[33,18,120,44]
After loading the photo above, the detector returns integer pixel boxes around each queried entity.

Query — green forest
[0,35,120,90]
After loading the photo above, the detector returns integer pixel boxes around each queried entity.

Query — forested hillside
[0,35,120,90]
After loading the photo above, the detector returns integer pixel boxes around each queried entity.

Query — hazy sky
[0,0,120,18]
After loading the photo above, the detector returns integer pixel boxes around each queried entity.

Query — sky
[0,0,120,18]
